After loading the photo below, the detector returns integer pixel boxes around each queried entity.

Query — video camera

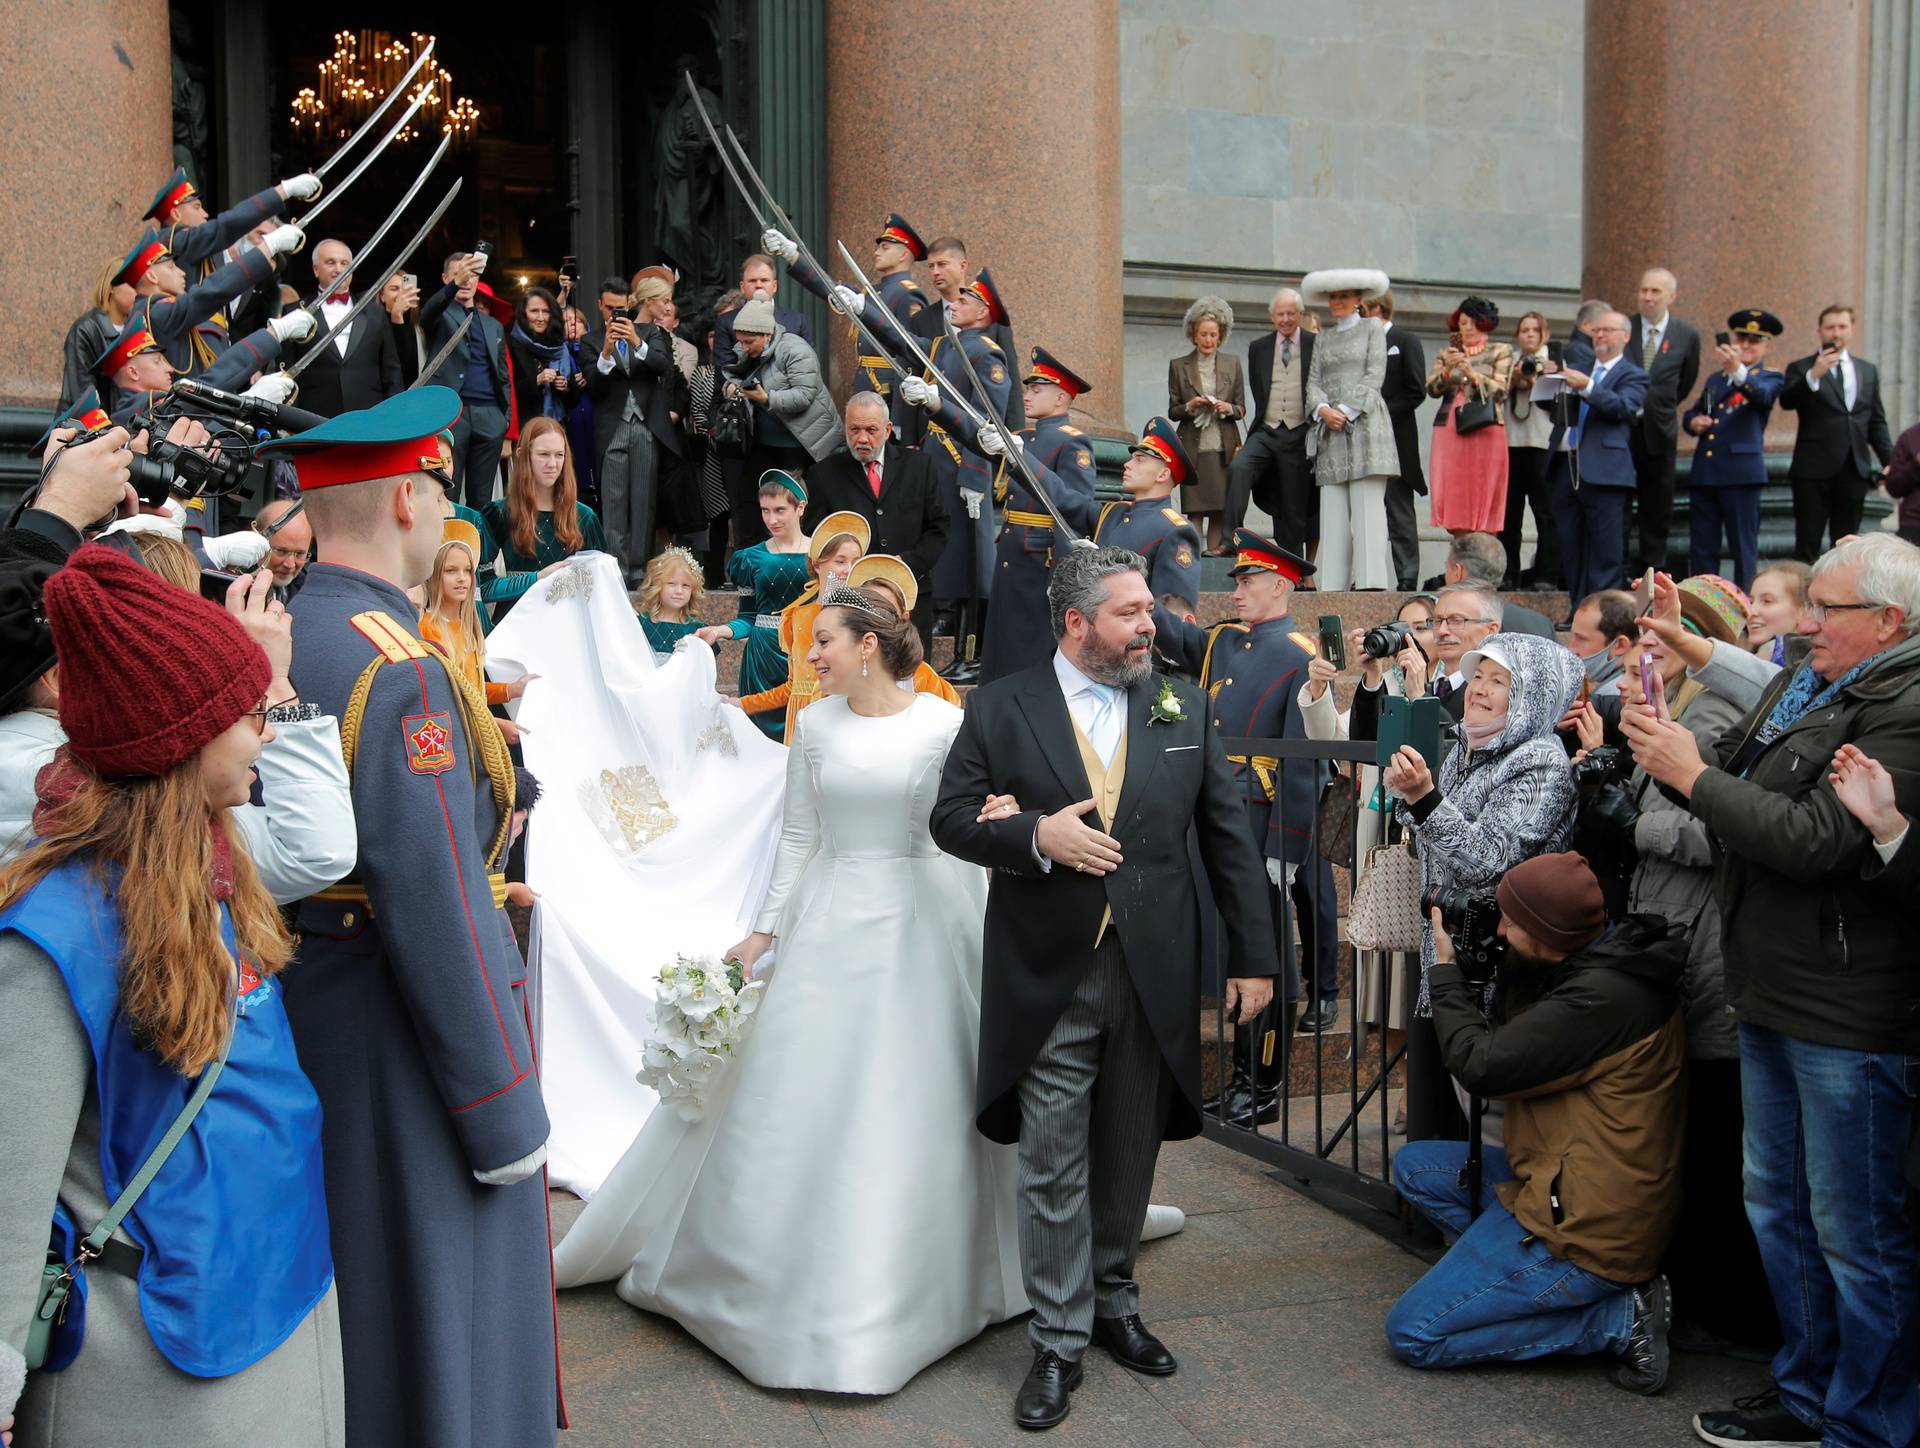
[1422,884,1504,984]
[119,378,328,509]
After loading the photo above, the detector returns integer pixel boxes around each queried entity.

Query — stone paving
[552,1134,1766,1447]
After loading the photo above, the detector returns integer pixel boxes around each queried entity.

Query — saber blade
[309,132,452,313]
[310,38,436,181]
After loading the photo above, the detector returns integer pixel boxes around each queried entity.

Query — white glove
[280,172,322,201]
[102,505,186,543]
[900,375,939,410]
[474,1141,548,1187]
[1265,858,1292,889]
[261,223,305,257]
[242,371,298,404]
[977,426,1024,458]
[269,309,318,343]
[760,227,798,264]
[203,530,272,571]
[830,284,865,318]
[961,488,985,520]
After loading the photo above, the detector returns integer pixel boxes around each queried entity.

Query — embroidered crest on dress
[544,560,595,605]
[403,712,455,775]
[582,765,678,856]
[695,710,738,759]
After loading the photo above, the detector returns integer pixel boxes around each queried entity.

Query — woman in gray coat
[1301,268,1400,589]
[727,295,842,465]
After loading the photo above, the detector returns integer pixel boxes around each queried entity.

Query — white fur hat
[1299,268,1391,305]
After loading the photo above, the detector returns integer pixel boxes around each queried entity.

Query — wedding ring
[1074,861,1087,872]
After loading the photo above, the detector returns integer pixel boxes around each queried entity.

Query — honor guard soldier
[764,212,929,436]
[1094,416,1204,610]
[257,388,562,1448]
[117,228,312,380]
[1683,308,1785,589]
[894,267,1014,683]
[1155,530,1324,1121]
[92,308,305,426]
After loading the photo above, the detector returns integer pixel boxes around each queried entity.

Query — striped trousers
[1016,934,1174,1358]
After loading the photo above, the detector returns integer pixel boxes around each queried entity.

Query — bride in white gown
[552,585,1028,1394]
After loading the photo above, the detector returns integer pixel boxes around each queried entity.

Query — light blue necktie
[1085,684,1121,767]
[1571,361,1608,449]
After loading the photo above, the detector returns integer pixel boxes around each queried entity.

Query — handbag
[1316,765,1358,866]
[1452,383,1498,435]
[708,386,755,459]
[25,1029,232,1371]
[1346,805,1425,953]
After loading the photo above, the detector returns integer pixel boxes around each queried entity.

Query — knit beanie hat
[733,291,776,335]
[1677,574,1750,645]
[0,556,60,714]
[1495,851,1606,955]
[42,543,270,778]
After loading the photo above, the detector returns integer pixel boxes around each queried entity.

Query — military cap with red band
[91,326,165,386]
[962,266,1009,326]
[874,212,927,261]
[143,166,198,222]
[254,387,465,492]
[1227,527,1313,583]
[113,235,171,289]
[1128,415,1195,487]
[1023,345,1091,400]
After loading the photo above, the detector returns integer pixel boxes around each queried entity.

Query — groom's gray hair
[1048,545,1149,640]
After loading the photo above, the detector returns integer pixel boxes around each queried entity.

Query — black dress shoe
[940,656,982,685]
[1092,1314,1177,1375]
[1296,998,1340,1033]
[1013,1348,1082,1430]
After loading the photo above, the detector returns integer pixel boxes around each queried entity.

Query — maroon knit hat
[42,543,271,778]
[1495,852,1607,955]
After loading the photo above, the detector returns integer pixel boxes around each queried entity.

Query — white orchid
[635,953,769,1119]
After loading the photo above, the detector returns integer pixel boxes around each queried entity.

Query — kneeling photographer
[1385,851,1688,1396]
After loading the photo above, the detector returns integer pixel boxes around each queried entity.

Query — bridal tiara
[822,585,895,623]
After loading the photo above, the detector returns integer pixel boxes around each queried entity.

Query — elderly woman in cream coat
[1168,295,1245,554]
[1302,268,1399,589]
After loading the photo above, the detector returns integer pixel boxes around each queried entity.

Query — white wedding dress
[552,692,1029,1394]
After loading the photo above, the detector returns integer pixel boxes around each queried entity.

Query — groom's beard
[1081,632,1154,689]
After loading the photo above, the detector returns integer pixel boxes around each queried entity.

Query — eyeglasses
[242,704,271,735]
[1804,601,1883,625]
[1434,614,1496,629]
[268,546,308,562]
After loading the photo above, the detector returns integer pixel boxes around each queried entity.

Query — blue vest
[1,859,333,1377]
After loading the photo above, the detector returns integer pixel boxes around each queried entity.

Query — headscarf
[1449,633,1583,762]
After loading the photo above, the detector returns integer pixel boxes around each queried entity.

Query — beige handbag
[1346,808,1424,953]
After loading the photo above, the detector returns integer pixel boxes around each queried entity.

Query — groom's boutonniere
[1148,680,1186,727]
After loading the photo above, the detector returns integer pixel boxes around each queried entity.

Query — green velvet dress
[478,501,607,622]
[725,541,812,739]
[639,614,702,660]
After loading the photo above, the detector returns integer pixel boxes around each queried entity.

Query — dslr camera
[1360,619,1414,660]
[1422,884,1504,984]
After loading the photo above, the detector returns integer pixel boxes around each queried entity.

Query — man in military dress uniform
[118,229,311,382]
[1155,530,1324,1122]
[764,212,929,438]
[259,388,561,1448]
[1683,308,1785,589]
[893,268,1014,682]
[1093,417,1204,611]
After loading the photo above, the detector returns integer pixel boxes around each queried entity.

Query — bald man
[1626,267,1701,572]
[281,238,404,417]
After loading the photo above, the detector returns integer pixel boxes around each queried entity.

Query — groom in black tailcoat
[932,544,1278,1431]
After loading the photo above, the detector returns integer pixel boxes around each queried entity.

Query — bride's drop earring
[861,655,870,677]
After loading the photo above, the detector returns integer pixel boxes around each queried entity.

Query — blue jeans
[1740,1023,1918,1448]
[1386,1140,1634,1369]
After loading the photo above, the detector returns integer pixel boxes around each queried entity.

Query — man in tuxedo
[711,253,813,374]
[1548,311,1651,602]
[1626,269,1702,572]
[801,392,948,643]
[283,239,403,418]
[1224,288,1314,553]
[1779,304,1896,561]
[421,251,511,508]
[588,269,679,586]
[1367,291,1428,589]
[932,545,1276,1431]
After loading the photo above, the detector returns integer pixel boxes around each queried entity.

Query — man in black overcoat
[931,545,1277,1431]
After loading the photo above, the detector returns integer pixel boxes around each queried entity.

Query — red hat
[43,544,270,778]
[1494,852,1606,955]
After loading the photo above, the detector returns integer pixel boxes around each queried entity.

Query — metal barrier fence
[1204,734,1409,1218]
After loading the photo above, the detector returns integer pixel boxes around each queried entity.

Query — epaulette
[1289,630,1319,657]
[900,278,923,293]
[1060,425,1083,436]
[349,610,430,663]
[978,335,1003,355]
[1161,507,1190,527]
[1211,621,1251,637]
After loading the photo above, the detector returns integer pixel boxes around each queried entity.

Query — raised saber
[286,177,464,381]
[409,311,474,389]
[310,38,437,182]
[307,132,452,314]
[298,72,443,234]
[679,71,768,230]
[937,309,1086,546]
[833,241,987,430]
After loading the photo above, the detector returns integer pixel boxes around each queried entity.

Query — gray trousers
[600,417,657,585]
[1017,934,1174,1359]
[1384,473,1421,588]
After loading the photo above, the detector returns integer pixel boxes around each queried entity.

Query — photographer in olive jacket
[1385,852,1687,1398]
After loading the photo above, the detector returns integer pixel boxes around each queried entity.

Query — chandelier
[289,31,479,143]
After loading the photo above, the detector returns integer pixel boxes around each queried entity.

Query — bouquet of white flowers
[636,954,768,1121]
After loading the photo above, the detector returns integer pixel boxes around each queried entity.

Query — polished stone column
[1583,0,1872,411]
[1866,0,1920,428]
[824,0,1122,422]
[0,1,173,410]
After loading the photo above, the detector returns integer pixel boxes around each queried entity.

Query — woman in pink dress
[1426,296,1515,536]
